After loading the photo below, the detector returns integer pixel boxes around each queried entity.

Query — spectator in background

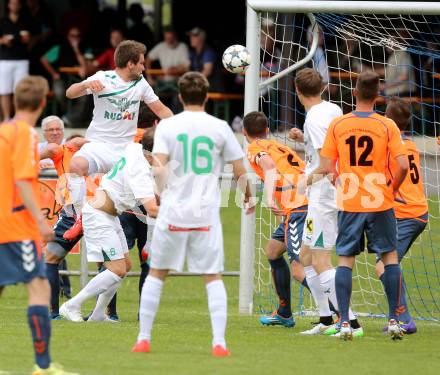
[383,47,416,97]
[92,28,125,71]
[127,2,154,49]
[188,27,224,92]
[0,0,37,120]
[147,26,189,112]
[38,115,65,169]
[40,26,93,121]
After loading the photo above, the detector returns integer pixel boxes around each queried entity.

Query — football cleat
[63,215,83,240]
[300,323,332,335]
[59,303,83,323]
[388,319,404,340]
[338,321,353,341]
[259,311,295,328]
[212,345,231,357]
[382,320,417,335]
[87,315,119,323]
[131,340,150,353]
[32,363,79,375]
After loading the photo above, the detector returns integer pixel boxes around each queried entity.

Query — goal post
[241,0,440,319]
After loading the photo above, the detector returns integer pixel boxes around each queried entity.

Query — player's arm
[146,100,173,119]
[230,158,255,214]
[65,137,89,149]
[308,155,338,186]
[152,153,169,195]
[288,128,304,143]
[139,197,159,218]
[39,143,61,160]
[15,180,54,242]
[391,154,409,193]
[66,79,105,99]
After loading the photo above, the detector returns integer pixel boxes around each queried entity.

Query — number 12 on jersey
[177,134,214,174]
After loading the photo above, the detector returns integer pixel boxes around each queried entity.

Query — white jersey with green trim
[153,111,244,227]
[85,70,159,145]
[99,143,155,214]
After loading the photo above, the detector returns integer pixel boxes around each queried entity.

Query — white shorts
[302,202,338,250]
[150,219,224,273]
[0,60,29,95]
[73,142,126,174]
[82,203,129,262]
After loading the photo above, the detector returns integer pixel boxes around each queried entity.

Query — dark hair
[295,68,323,97]
[163,25,175,33]
[114,40,146,68]
[141,128,155,152]
[138,102,160,129]
[178,71,209,105]
[14,76,49,111]
[66,134,84,141]
[356,70,380,101]
[386,97,411,131]
[243,111,268,137]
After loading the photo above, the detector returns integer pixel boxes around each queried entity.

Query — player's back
[391,138,428,219]
[247,138,307,212]
[153,111,243,227]
[0,120,41,243]
[323,111,405,212]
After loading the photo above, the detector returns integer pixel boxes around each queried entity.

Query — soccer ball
[222,44,251,74]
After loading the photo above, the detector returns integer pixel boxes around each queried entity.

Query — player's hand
[244,196,257,215]
[84,80,104,92]
[288,128,304,143]
[38,220,55,242]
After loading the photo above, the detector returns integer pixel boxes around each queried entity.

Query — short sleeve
[85,71,104,95]
[305,117,327,150]
[222,123,244,162]
[12,125,38,180]
[44,45,60,64]
[147,43,161,61]
[387,120,406,159]
[320,120,338,160]
[141,78,159,104]
[126,146,155,200]
[152,121,169,155]
[246,142,266,165]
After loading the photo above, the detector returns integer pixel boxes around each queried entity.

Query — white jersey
[153,111,244,227]
[304,100,342,203]
[85,70,159,145]
[99,143,155,214]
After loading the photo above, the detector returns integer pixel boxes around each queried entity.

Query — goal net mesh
[255,12,440,320]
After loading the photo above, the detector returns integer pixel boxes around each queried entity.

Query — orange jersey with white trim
[321,111,406,212]
[134,128,146,143]
[391,138,428,219]
[0,120,41,243]
[247,139,307,213]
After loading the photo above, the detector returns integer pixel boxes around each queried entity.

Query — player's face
[44,121,64,144]
[130,54,145,79]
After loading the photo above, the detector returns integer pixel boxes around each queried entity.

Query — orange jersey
[51,144,79,176]
[391,138,428,219]
[134,128,146,143]
[247,139,307,213]
[321,111,406,212]
[0,120,41,243]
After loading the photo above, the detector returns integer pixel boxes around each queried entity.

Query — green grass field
[1,203,440,375]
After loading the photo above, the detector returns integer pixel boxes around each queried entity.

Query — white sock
[319,268,356,321]
[138,276,164,342]
[89,277,123,320]
[206,280,227,348]
[68,269,121,310]
[68,174,86,216]
[304,265,332,317]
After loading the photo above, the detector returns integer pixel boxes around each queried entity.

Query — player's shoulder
[402,137,419,152]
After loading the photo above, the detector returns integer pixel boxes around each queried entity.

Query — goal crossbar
[248,1,440,15]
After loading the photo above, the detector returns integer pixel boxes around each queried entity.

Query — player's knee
[266,240,284,260]
[69,157,88,176]
[45,251,63,264]
[125,257,132,273]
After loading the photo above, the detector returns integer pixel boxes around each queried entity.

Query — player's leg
[46,207,82,319]
[134,220,186,352]
[187,221,229,356]
[60,206,126,321]
[367,209,404,340]
[333,211,366,340]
